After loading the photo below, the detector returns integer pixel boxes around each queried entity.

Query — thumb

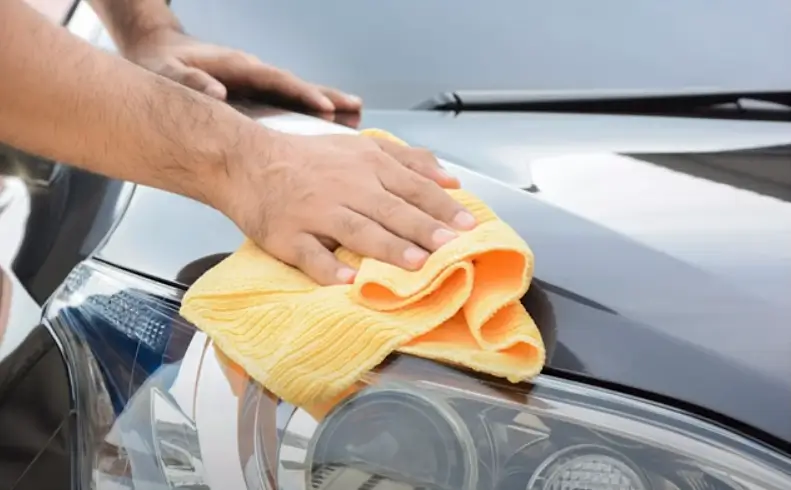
[171,66,228,100]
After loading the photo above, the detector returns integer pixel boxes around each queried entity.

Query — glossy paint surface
[0,3,789,489]
[0,151,134,304]
[96,110,791,447]
[170,0,791,109]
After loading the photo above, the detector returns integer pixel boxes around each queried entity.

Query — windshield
[170,0,791,109]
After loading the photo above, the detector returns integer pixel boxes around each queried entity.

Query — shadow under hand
[229,96,362,129]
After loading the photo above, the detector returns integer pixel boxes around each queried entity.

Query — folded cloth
[180,129,545,408]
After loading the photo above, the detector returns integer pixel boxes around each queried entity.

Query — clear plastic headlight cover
[45,259,203,490]
[46,260,791,490]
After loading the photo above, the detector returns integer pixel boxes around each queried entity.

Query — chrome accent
[151,388,207,489]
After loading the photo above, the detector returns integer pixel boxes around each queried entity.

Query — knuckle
[366,149,390,167]
[270,67,294,82]
[336,213,368,238]
[230,52,254,66]
[373,233,407,262]
[371,137,395,152]
[411,147,438,166]
[181,71,206,87]
[401,174,434,202]
[155,62,180,79]
[291,242,312,268]
[372,197,404,222]
[289,238,324,272]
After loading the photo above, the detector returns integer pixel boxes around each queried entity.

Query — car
[1,1,790,489]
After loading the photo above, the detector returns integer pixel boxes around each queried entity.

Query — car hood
[95,109,791,446]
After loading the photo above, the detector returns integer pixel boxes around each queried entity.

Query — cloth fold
[180,129,545,407]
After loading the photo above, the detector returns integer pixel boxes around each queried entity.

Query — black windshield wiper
[414,88,791,121]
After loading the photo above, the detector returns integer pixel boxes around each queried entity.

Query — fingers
[223,55,335,112]
[347,190,458,255]
[318,85,363,112]
[378,161,476,231]
[273,233,355,285]
[332,111,362,129]
[256,67,335,112]
[168,65,228,100]
[189,50,362,113]
[374,138,460,189]
[318,208,431,270]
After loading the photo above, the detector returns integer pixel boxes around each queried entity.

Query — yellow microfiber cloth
[180,129,545,408]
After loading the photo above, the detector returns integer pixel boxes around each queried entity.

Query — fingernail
[347,94,363,105]
[432,228,457,247]
[453,211,477,230]
[403,247,429,267]
[336,267,357,284]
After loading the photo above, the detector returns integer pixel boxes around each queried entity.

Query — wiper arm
[414,88,791,121]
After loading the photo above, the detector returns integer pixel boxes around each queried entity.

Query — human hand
[212,131,474,285]
[123,29,362,113]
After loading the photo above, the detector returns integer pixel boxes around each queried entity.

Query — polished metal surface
[96,110,791,448]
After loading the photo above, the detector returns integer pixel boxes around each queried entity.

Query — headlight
[254,368,791,490]
[45,259,204,490]
[305,386,478,489]
[46,260,791,490]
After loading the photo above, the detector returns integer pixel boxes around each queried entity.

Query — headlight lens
[47,260,791,490]
[45,260,203,489]
[305,386,478,489]
[251,368,791,490]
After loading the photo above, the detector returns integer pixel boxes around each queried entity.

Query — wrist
[180,104,278,213]
[90,0,184,54]
[118,21,185,56]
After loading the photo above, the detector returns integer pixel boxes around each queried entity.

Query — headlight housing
[45,259,791,490]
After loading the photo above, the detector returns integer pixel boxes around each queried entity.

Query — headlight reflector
[528,444,648,490]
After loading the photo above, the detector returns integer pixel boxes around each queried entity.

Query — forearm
[0,0,262,205]
[88,0,181,51]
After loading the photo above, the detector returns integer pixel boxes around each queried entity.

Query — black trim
[61,0,81,26]
[414,89,791,121]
